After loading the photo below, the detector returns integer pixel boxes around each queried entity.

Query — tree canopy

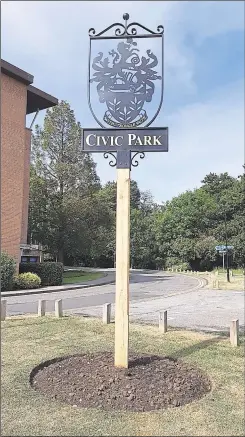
[28,101,244,270]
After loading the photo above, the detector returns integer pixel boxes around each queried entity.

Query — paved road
[3,271,244,332]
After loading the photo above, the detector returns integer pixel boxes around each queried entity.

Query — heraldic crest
[88,13,164,129]
[90,39,161,128]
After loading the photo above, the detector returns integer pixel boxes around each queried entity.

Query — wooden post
[103,303,111,324]
[1,300,7,321]
[159,311,167,333]
[55,299,63,318]
[38,300,46,317]
[114,168,130,368]
[230,319,239,346]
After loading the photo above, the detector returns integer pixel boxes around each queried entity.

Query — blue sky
[2,1,244,203]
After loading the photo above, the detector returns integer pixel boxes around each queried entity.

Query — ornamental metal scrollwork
[131,152,145,167]
[88,13,164,38]
[103,152,117,167]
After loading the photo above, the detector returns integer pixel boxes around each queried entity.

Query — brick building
[1,60,58,264]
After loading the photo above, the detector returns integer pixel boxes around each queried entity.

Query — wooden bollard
[1,300,7,321]
[103,303,111,324]
[55,299,63,317]
[230,270,233,277]
[159,311,167,333]
[230,319,239,346]
[38,300,46,317]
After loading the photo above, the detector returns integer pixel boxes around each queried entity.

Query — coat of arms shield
[88,15,164,129]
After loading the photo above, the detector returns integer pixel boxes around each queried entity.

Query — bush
[166,259,191,271]
[1,252,16,291]
[14,272,41,290]
[155,257,164,270]
[19,262,63,286]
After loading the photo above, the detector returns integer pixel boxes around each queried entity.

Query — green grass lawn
[179,270,244,291]
[204,271,244,291]
[62,270,104,284]
[1,316,244,436]
[216,268,244,276]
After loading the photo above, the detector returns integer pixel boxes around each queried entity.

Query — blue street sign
[215,245,226,251]
[215,245,234,251]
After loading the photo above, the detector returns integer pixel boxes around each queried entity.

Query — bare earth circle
[30,352,211,412]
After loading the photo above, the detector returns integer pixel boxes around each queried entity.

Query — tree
[29,101,101,262]
[99,179,141,213]
[201,172,236,198]
[153,173,244,270]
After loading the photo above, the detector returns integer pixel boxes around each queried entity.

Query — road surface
[3,271,244,332]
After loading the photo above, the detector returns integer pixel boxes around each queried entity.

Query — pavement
[2,271,244,332]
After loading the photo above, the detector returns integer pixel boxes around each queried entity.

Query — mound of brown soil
[30,352,211,412]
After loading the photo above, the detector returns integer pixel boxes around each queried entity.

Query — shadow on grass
[170,335,244,360]
[131,322,232,359]
[170,324,245,337]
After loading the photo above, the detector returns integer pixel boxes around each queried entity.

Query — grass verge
[204,272,244,291]
[178,270,244,291]
[2,316,244,436]
[62,270,104,284]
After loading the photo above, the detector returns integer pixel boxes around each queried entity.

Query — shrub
[14,272,41,290]
[166,259,191,271]
[177,262,191,271]
[155,257,164,270]
[19,262,63,286]
[1,252,16,291]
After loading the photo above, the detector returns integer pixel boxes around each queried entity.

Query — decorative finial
[123,13,129,21]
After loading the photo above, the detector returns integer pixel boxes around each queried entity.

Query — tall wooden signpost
[82,13,168,368]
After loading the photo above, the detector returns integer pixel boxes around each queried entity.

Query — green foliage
[154,173,244,270]
[98,179,141,213]
[14,272,41,289]
[29,101,101,263]
[28,100,244,271]
[19,262,63,286]
[1,252,16,291]
[165,258,191,271]
[155,257,164,270]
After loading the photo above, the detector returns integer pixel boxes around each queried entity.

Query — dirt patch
[30,352,211,412]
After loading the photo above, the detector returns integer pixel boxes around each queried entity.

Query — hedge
[1,252,16,291]
[14,272,41,289]
[19,262,63,286]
